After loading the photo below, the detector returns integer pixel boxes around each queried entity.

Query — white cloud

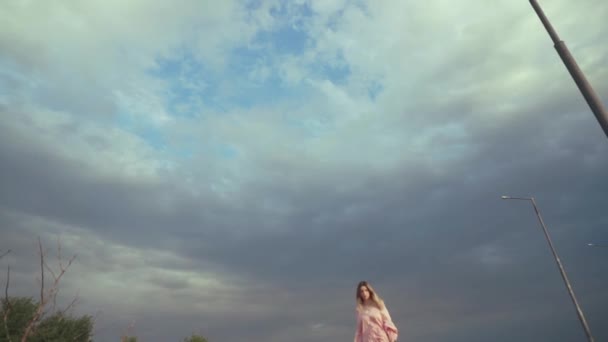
[1,103,171,182]
[309,0,348,17]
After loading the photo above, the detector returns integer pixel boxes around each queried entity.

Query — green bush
[0,296,93,342]
[183,334,209,342]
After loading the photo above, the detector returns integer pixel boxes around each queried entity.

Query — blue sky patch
[254,25,310,55]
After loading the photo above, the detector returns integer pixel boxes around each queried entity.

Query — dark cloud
[2,101,608,340]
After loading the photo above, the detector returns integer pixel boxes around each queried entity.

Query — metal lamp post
[528,0,608,139]
[501,195,595,342]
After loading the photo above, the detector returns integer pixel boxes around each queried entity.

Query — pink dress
[354,304,398,342]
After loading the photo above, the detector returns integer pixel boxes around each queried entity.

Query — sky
[1,0,607,341]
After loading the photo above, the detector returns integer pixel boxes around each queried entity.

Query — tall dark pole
[502,196,595,342]
[529,0,608,139]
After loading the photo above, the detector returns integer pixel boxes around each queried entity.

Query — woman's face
[359,286,371,301]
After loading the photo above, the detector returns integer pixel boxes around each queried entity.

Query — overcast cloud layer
[1,1,607,341]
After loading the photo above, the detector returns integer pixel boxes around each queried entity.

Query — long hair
[355,281,385,310]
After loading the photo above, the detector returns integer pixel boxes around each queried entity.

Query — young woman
[354,281,398,342]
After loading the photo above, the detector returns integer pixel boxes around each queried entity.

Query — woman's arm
[354,310,362,342]
[381,306,398,342]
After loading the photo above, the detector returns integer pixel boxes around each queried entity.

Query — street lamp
[501,195,595,342]
[528,0,608,139]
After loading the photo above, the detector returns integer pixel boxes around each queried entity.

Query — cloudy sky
[1,0,607,341]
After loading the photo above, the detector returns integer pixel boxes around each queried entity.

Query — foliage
[0,297,37,341]
[121,337,138,342]
[0,296,93,342]
[183,334,208,342]
[30,312,93,342]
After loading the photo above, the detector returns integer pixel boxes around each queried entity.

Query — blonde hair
[356,281,385,311]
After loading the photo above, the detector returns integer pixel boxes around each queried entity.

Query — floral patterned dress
[354,304,398,342]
